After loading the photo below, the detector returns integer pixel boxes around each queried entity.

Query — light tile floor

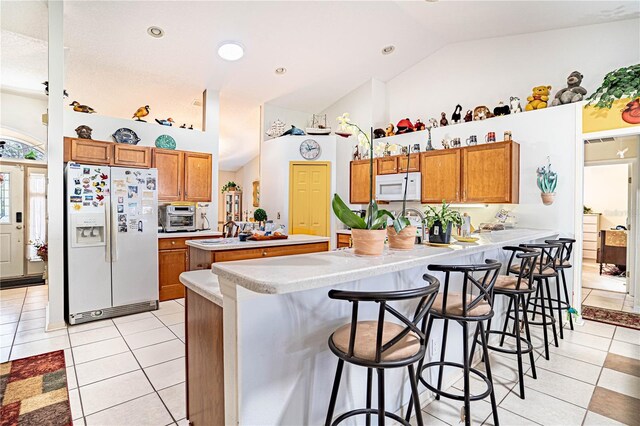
[2,285,640,425]
[0,285,187,426]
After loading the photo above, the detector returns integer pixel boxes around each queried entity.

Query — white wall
[63,107,220,223]
[0,89,48,150]
[260,135,337,242]
[234,155,260,214]
[386,19,640,125]
[218,170,237,227]
[584,164,629,230]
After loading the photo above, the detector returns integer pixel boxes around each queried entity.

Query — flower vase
[387,226,416,250]
[351,229,387,256]
[541,192,556,205]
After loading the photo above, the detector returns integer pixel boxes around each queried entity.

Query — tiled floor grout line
[6,290,27,361]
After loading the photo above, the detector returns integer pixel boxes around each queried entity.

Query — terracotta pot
[541,192,556,206]
[351,229,387,256]
[387,225,416,250]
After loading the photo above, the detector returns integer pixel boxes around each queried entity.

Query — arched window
[0,138,45,161]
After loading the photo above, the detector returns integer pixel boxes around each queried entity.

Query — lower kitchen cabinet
[336,233,351,248]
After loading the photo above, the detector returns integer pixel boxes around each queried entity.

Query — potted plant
[537,157,557,205]
[332,113,394,256]
[254,208,267,228]
[387,151,416,250]
[222,181,241,193]
[424,201,462,244]
[586,65,640,125]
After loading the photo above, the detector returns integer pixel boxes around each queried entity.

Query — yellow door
[289,162,330,236]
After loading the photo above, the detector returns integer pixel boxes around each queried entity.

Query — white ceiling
[2,1,639,170]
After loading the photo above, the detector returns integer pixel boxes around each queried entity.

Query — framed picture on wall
[252,180,260,207]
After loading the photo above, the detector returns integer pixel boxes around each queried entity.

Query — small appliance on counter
[159,203,197,232]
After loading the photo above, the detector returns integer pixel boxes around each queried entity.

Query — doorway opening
[581,135,639,315]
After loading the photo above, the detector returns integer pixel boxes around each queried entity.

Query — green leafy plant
[587,64,640,109]
[333,113,394,230]
[584,205,593,214]
[391,151,412,233]
[536,157,557,194]
[221,181,241,193]
[253,208,267,222]
[424,201,463,229]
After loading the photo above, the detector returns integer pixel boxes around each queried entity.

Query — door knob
[16,225,23,230]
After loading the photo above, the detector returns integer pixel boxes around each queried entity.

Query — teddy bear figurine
[385,123,395,137]
[551,71,587,106]
[526,85,552,111]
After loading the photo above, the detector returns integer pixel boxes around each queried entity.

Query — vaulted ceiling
[2,1,639,170]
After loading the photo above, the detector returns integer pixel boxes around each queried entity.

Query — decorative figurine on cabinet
[439,112,449,127]
[373,128,386,139]
[428,118,438,128]
[473,106,492,120]
[441,136,451,149]
[352,145,361,160]
[493,102,510,116]
[396,118,414,134]
[451,104,463,123]
[74,125,93,139]
[463,109,473,122]
[509,97,523,113]
[282,125,305,136]
[425,126,435,151]
[412,143,421,153]
[385,123,395,137]
[551,71,587,106]
[414,119,426,131]
[155,117,175,126]
[132,105,150,122]
[525,86,552,111]
[69,101,96,114]
[43,81,68,98]
[180,123,187,129]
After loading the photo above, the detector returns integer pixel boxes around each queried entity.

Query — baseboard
[0,276,45,289]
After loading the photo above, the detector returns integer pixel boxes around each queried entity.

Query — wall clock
[300,139,321,160]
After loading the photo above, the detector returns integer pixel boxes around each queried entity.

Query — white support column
[203,89,220,229]
[46,0,66,330]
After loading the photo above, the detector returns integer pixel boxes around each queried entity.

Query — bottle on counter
[461,213,472,237]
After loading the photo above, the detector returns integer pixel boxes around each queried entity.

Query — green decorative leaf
[332,194,367,229]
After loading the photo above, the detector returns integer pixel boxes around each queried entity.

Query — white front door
[0,164,25,278]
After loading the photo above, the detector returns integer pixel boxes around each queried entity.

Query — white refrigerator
[65,163,159,324]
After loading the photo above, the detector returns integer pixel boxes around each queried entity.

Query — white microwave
[375,172,422,202]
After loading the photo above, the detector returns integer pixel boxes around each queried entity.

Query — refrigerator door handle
[111,200,119,262]
[105,201,111,263]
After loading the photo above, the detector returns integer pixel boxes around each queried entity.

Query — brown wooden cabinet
[153,149,184,201]
[184,152,213,202]
[420,149,462,204]
[398,154,420,173]
[349,159,377,204]
[113,144,152,168]
[377,156,398,175]
[461,141,519,203]
[64,138,114,165]
[337,233,351,248]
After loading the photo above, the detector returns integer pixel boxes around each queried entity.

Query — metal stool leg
[561,269,574,330]
[366,368,373,426]
[406,316,434,422]
[538,279,551,360]
[325,359,345,426]
[530,284,540,321]
[377,368,385,426]
[554,276,564,339]
[462,322,471,426]
[479,321,499,426]
[499,298,513,347]
[521,294,537,380]
[513,294,526,399]
[435,319,449,400]
[545,278,559,347]
[408,364,424,426]
[470,321,481,365]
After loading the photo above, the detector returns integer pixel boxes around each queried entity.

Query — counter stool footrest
[507,310,556,326]
[332,408,410,426]
[482,330,534,355]
[419,361,492,402]
[527,296,571,311]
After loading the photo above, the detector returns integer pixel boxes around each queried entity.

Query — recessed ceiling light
[147,26,164,38]
[275,67,287,75]
[218,42,244,61]
[381,45,395,55]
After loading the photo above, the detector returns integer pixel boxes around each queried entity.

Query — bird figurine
[180,123,186,129]
[155,118,175,126]
[69,101,96,114]
[188,125,194,130]
[132,105,150,122]
[43,81,68,98]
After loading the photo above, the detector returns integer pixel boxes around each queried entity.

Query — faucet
[402,208,427,243]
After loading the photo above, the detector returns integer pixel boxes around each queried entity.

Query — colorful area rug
[582,306,640,330]
[0,350,72,426]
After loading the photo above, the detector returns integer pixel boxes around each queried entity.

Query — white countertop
[336,229,352,235]
[185,234,330,251]
[179,270,223,307]
[158,230,222,239]
[212,228,557,295]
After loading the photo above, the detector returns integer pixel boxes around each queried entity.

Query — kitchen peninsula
[181,228,557,425]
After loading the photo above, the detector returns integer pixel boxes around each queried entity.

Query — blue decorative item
[155,134,176,150]
[112,128,140,145]
[282,125,306,136]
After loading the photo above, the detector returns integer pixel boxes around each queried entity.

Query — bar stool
[474,247,539,399]
[545,238,576,335]
[325,275,440,426]
[507,242,561,360]
[408,260,501,426]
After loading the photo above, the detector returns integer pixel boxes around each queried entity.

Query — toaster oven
[159,205,196,232]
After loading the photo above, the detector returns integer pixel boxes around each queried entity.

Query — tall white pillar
[203,89,220,229]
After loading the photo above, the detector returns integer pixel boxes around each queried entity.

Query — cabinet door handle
[262,251,267,257]
[171,241,176,245]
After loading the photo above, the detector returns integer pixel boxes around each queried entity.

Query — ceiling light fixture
[381,45,395,55]
[275,67,287,75]
[147,26,164,38]
[218,42,244,61]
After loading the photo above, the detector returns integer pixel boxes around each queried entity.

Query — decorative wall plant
[536,157,557,205]
[587,64,639,109]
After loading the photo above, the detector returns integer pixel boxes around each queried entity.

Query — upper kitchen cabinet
[350,159,376,204]
[377,156,398,175]
[398,153,420,173]
[64,137,114,165]
[184,152,213,202]
[113,144,152,168]
[420,149,461,204]
[461,141,520,203]
[153,149,184,201]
